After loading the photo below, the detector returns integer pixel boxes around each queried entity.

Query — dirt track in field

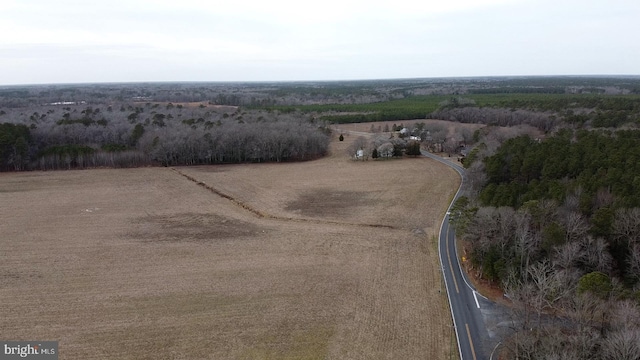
[0,133,460,359]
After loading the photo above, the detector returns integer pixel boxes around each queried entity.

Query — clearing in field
[0,133,460,359]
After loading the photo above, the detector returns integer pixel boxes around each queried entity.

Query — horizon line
[2,74,640,88]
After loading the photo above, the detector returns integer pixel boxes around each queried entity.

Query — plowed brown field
[0,134,459,359]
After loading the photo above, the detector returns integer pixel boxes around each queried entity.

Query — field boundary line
[171,167,396,230]
[172,167,270,218]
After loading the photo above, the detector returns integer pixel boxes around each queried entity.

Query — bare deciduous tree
[514,210,537,273]
[553,241,585,270]
[601,329,640,360]
[629,244,640,283]
[562,211,589,243]
[581,236,613,273]
[613,208,640,244]
[610,300,640,331]
[377,142,394,158]
[348,136,369,160]
[462,160,487,196]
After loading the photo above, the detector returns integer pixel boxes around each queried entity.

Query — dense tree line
[468,86,567,94]
[430,94,640,131]
[265,95,447,123]
[460,129,640,286]
[267,92,640,131]
[429,107,558,132]
[473,94,640,113]
[452,128,640,359]
[0,123,31,171]
[480,130,640,209]
[0,102,330,171]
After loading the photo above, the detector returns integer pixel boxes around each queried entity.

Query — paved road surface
[422,151,509,360]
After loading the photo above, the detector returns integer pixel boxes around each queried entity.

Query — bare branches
[562,211,589,243]
[430,106,557,132]
[630,244,640,283]
[613,208,640,244]
[581,236,614,274]
[553,241,585,270]
[601,329,640,360]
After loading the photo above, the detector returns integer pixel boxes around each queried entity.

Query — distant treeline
[4,76,639,109]
[265,96,447,124]
[429,107,558,132]
[470,93,640,112]
[4,79,640,174]
[468,86,567,94]
[0,103,330,171]
[263,93,640,130]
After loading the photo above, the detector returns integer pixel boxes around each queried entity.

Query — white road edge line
[425,154,479,294]
[432,152,465,360]
[473,291,480,309]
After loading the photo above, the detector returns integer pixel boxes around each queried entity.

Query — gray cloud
[1,0,639,85]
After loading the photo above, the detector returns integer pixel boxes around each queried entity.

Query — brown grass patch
[0,134,460,359]
[284,189,376,217]
[131,213,262,242]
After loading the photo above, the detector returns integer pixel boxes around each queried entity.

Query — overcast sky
[1,0,639,85]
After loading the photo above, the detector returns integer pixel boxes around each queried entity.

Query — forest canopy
[0,102,330,170]
[480,129,640,209]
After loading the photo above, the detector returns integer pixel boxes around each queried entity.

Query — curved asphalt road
[422,151,492,360]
